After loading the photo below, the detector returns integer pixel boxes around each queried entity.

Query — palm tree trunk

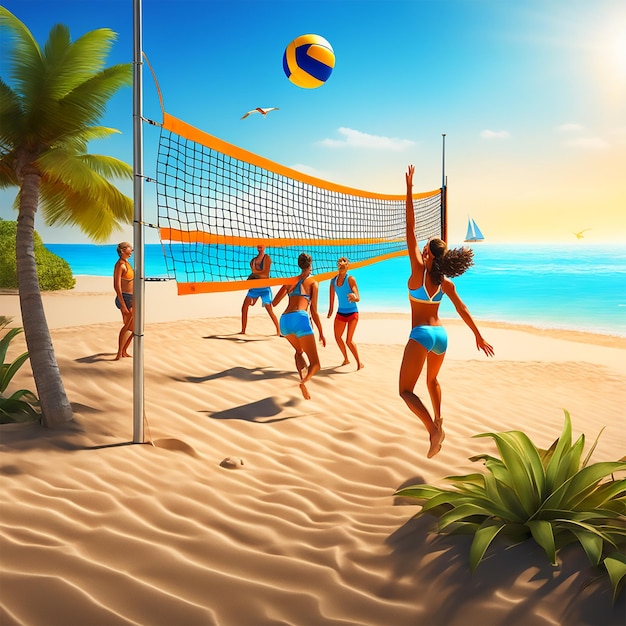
[17,170,74,428]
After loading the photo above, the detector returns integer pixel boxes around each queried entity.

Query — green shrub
[0,220,16,288]
[0,219,75,290]
[0,317,41,424]
[395,411,626,603]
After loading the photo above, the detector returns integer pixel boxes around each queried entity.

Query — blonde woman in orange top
[113,241,134,359]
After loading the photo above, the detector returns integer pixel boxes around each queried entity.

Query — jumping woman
[401,165,494,458]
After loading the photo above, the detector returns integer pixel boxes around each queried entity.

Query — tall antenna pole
[441,133,446,188]
[441,133,448,243]
[132,0,145,443]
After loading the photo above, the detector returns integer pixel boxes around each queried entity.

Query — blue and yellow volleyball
[282,34,335,89]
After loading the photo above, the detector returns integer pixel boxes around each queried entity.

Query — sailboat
[464,216,485,242]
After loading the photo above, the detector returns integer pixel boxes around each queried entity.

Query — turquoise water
[46,242,626,337]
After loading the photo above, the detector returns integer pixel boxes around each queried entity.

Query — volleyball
[282,34,335,89]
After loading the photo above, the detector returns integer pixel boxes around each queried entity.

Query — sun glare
[614,30,626,77]
[590,13,626,104]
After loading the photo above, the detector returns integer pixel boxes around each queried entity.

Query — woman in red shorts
[327,257,363,370]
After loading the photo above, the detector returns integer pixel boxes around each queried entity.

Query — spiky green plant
[0,317,41,424]
[395,411,626,602]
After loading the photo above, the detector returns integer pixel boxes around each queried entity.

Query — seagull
[574,228,591,240]
[241,107,279,120]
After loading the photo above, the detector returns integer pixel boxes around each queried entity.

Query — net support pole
[132,0,145,443]
[441,133,448,243]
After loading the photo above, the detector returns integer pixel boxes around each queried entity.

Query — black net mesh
[156,119,443,293]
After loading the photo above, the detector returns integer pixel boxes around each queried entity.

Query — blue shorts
[409,325,448,354]
[246,287,273,306]
[280,310,314,338]
[115,292,133,310]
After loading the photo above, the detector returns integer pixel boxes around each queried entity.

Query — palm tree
[0,8,133,428]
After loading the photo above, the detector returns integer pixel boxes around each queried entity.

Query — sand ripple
[1,316,624,625]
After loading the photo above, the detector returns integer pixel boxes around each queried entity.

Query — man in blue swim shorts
[240,244,280,335]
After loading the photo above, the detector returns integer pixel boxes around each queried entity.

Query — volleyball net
[156,113,444,295]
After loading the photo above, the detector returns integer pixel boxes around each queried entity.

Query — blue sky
[1,0,625,243]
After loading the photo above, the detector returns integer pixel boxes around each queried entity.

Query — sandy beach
[1,277,625,625]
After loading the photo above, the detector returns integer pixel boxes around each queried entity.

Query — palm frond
[79,154,133,179]
[54,126,122,152]
[0,8,43,87]
[62,26,117,77]
[0,78,24,147]
[39,176,132,241]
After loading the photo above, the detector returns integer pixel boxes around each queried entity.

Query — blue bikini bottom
[409,325,448,354]
[280,310,313,338]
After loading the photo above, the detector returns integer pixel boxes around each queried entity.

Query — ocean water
[46,242,626,337]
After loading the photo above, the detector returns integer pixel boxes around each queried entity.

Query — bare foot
[295,353,307,380]
[299,382,311,400]
[356,362,364,370]
[341,359,350,366]
[427,426,445,459]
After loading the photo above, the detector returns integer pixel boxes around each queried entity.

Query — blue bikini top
[289,277,311,301]
[409,270,443,303]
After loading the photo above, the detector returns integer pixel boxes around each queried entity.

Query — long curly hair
[428,238,474,284]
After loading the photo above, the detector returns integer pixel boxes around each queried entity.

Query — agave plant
[0,317,41,424]
[395,411,626,602]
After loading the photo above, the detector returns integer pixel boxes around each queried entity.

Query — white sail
[464,217,484,242]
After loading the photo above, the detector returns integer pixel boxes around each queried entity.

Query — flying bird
[241,107,279,120]
[574,228,591,240]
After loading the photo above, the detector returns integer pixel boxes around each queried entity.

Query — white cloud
[611,126,626,140]
[564,137,609,149]
[480,129,510,139]
[556,124,611,149]
[317,127,414,151]
[556,123,585,132]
